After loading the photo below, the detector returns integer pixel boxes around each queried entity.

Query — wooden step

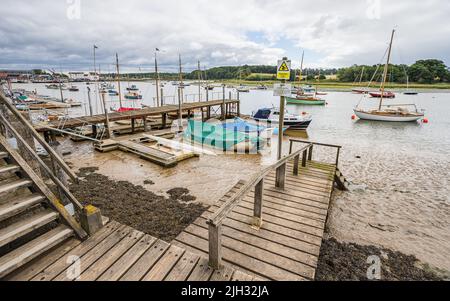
[0,194,45,222]
[0,152,8,160]
[0,165,20,175]
[0,209,59,248]
[0,225,73,279]
[0,179,33,195]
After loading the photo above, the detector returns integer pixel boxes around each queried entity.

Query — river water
[13,82,450,271]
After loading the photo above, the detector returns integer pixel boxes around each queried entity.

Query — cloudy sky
[1,0,449,72]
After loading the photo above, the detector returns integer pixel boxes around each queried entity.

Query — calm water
[14,82,450,271]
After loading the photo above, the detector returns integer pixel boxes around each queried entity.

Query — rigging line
[356,46,389,108]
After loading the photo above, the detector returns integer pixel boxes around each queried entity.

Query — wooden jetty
[5,220,261,281]
[173,140,342,281]
[95,135,198,168]
[34,99,241,134]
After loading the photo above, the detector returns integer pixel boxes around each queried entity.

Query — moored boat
[354,29,425,123]
[124,92,142,100]
[253,107,312,130]
[369,91,395,98]
[126,85,139,91]
[68,85,79,92]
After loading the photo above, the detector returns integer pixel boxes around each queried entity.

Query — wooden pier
[34,99,240,133]
[5,220,260,281]
[173,140,341,281]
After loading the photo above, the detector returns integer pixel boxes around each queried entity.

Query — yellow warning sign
[279,62,289,72]
[277,59,291,80]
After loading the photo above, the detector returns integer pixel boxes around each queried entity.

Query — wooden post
[87,87,93,116]
[101,92,111,139]
[289,140,293,154]
[162,113,167,128]
[131,118,135,134]
[293,154,300,175]
[308,145,314,161]
[160,88,164,106]
[208,223,222,270]
[275,163,286,189]
[302,149,308,167]
[221,85,226,120]
[336,148,341,167]
[253,179,264,228]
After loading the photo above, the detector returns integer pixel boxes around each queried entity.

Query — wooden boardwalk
[34,99,240,132]
[173,160,336,281]
[5,220,261,281]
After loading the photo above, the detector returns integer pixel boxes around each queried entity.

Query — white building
[68,72,100,82]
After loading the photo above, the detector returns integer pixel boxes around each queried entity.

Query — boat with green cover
[286,96,326,105]
[184,120,266,151]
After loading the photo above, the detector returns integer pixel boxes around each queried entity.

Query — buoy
[423,118,429,124]
[351,115,356,120]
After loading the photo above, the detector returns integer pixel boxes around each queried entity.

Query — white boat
[253,107,312,130]
[354,105,424,122]
[353,29,425,123]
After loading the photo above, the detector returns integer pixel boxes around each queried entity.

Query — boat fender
[423,118,429,124]
[351,115,356,120]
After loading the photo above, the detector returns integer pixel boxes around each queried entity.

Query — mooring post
[222,85,226,120]
[253,179,264,228]
[302,149,308,167]
[160,88,164,106]
[208,223,222,270]
[162,113,167,128]
[336,147,341,167]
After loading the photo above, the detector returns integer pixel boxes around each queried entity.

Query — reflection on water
[13,82,450,271]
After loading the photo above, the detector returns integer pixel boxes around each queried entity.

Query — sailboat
[236,70,249,93]
[115,53,140,112]
[354,30,424,122]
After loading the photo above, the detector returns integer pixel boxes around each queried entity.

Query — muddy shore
[69,167,207,242]
[315,237,447,281]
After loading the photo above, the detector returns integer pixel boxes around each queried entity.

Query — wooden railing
[289,139,342,167]
[0,93,78,182]
[206,143,313,269]
[0,92,87,238]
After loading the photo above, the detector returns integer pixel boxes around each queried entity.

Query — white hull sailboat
[354,29,424,123]
[354,106,423,122]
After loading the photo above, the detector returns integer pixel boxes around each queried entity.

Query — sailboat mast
[359,66,365,85]
[178,54,183,102]
[116,53,123,108]
[299,50,304,85]
[379,29,395,110]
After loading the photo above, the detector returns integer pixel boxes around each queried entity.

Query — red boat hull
[369,92,395,98]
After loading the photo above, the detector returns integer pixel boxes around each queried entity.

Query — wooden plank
[208,223,221,270]
[53,225,132,281]
[175,231,305,281]
[209,265,235,281]
[78,229,145,281]
[0,210,59,248]
[186,257,214,281]
[0,225,74,279]
[141,245,185,281]
[31,221,122,281]
[195,215,321,255]
[120,239,170,281]
[231,270,254,281]
[184,224,317,277]
[5,238,81,281]
[165,251,200,281]
[98,235,157,281]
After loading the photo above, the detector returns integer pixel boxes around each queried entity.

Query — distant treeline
[337,59,450,84]
[33,59,449,84]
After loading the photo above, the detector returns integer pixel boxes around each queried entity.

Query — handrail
[206,143,313,269]
[0,114,84,211]
[207,143,313,227]
[289,139,342,167]
[0,93,78,182]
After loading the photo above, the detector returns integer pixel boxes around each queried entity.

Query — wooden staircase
[0,140,80,279]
